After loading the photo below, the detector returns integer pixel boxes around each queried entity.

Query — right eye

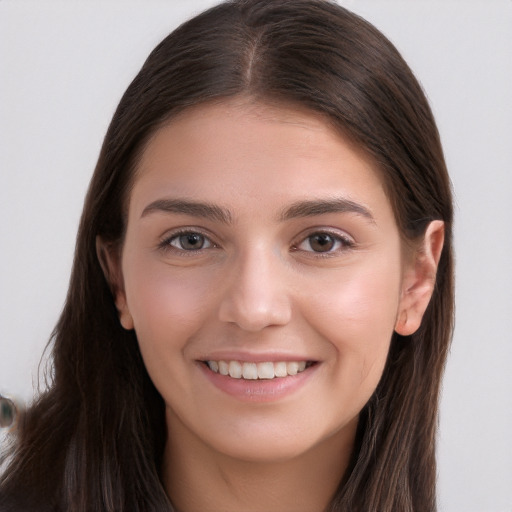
[163,231,214,251]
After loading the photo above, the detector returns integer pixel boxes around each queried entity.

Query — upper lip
[196,351,317,363]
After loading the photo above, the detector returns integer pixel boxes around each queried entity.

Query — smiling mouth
[203,360,315,380]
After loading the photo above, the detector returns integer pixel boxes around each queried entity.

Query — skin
[99,99,444,512]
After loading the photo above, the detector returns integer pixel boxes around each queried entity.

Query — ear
[395,220,445,336]
[96,236,134,330]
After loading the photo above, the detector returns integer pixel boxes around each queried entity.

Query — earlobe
[395,220,445,336]
[95,236,134,330]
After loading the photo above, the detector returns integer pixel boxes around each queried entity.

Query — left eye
[295,232,352,253]
[168,232,213,251]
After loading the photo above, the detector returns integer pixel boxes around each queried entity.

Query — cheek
[123,259,218,353]
[303,261,401,393]
[123,260,223,408]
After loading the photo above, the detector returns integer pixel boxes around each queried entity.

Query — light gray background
[1,1,511,510]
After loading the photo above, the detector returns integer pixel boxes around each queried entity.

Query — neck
[161,411,357,512]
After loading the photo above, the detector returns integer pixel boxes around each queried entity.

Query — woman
[0,0,453,510]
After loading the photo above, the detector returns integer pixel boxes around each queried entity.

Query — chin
[199,413,355,465]
[215,437,318,464]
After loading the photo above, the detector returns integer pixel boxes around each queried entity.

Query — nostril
[218,296,292,332]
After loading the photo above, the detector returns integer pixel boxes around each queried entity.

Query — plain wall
[1,1,511,510]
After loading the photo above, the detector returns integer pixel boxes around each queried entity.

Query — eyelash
[158,228,218,255]
[159,227,355,258]
[291,229,355,257]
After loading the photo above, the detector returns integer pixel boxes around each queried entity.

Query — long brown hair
[0,1,453,510]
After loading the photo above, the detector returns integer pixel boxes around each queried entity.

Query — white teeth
[218,360,229,376]
[242,362,258,380]
[257,362,274,379]
[206,360,311,379]
[287,361,299,376]
[274,361,288,377]
[207,360,219,373]
[228,361,242,379]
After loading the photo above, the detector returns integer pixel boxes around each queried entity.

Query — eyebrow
[141,198,232,224]
[279,198,375,223]
[140,196,374,225]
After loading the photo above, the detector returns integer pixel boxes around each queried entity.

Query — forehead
[129,99,391,223]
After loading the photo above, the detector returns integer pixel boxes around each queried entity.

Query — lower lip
[197,362,318,403]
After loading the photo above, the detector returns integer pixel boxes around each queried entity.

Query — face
[111,99,414,463]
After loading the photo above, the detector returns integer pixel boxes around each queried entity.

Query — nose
[218,246,292,332]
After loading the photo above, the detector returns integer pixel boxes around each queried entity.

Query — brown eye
[308,233,335,252]
[295,231,353,254]
[169,232,212,251]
